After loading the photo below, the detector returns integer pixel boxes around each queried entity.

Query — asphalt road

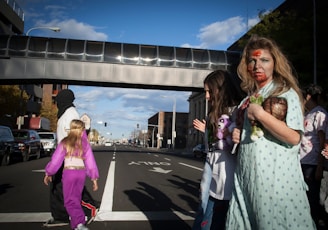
[0,145,205,230]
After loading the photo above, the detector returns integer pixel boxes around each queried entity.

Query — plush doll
[249,95,288,141]
[262,97,288,121]
[249,94,264,141]
[216,114,233,150]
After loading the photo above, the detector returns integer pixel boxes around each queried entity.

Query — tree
[235,5,319,87]
[40,101,58,132]
[0,85,29,127]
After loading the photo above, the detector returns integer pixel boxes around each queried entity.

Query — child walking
[44,119,99,230]
[192,70,245,230]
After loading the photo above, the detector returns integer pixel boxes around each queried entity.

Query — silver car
[38,132,57,156]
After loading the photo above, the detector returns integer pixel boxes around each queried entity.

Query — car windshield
[12,131,28,139]
[39,134,54,139]
[0,128,11,138]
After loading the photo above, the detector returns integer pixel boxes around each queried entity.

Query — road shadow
[124,181,193,229]
[0,183,14,195]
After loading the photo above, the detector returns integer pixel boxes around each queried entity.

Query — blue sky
[16,0,285,140]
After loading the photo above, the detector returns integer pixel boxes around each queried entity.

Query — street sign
[80,113,91,130]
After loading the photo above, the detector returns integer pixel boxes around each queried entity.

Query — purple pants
[62,169,86,229]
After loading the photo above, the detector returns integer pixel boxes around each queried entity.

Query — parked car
[38,131,57,156]
[12,129,41,161]
[0,125,14,166]
[193,144,206,158]
[104,141,113,147]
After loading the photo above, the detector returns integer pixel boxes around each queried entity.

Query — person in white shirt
[44,89,99,227]
[300,84,328,228]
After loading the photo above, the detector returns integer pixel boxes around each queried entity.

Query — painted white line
[179,162,203,171]
[0,213,52,222]
[97,160,115,213]
[0,211,195,222]
[95,211,195,221]
[0,154,201,223]
[32,169,45,173]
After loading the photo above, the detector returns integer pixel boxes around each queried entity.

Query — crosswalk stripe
[0,211,195,222]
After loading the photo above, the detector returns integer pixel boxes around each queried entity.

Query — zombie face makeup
[247,49,274,88]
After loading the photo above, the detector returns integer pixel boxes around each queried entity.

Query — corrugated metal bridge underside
[0,35,241,91]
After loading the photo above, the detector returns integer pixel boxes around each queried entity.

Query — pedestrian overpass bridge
[0,35,240,91]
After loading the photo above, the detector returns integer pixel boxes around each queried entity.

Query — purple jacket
[45,131,99,180]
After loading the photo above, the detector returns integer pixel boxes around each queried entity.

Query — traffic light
[104,122,107,127]
[137,123,139,129]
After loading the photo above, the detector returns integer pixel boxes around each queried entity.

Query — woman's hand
[248,101,300,145]
[43,175,52,186]
[232,128,241,144]
[322,148,328,159]
[92,180,98,191]
[193,119,206,133]
[247,103,264,121]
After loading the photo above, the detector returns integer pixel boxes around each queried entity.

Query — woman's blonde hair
[62,119,85,157]
[237,35,303,107]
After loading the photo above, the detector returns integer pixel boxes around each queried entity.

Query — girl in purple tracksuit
[44,119,99,230]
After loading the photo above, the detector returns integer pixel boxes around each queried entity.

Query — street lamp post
[148,124,158,148]
[172,97,176,150]
[26,26,61,36]
[161,95,176,150]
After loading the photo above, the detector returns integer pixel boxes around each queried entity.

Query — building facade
[148,111,188,149]
[186,92,206,150]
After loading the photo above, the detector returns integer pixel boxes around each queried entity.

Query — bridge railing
[0,35,240,70]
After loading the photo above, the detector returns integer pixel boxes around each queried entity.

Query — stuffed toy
[262,97,288,121]
[249,95,288,141]
[249,94,264,141]
[216,114,233,150]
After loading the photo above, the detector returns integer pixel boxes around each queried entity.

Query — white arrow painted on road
[149,167,172,174]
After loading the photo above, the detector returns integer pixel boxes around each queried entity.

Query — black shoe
[43,218,69,227]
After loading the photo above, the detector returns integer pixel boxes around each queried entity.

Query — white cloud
[197,16,246,49]
[180,16,248,50]
[247,16,261,29]
[36,19,108,41]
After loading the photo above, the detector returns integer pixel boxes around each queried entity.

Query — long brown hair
[62,119,85,157]
[204,70,245,141]
[237,35,303,111]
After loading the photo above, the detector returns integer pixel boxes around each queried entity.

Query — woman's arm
[247,103,301,145]
[45,143,66,176]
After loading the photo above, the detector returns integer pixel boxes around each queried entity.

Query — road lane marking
[179,162,203,171]
[32,169,45,173]
[0,154,202,223]
[97,157,115,213]
[95,210,195,221]
[149,167,172,174]
[0,211,195,222]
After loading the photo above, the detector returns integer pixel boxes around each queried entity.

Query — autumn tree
[0,85,29,127]
[40,101,58,132]
[234,3,323,88]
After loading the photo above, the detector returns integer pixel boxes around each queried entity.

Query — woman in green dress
[225,35,316,230]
